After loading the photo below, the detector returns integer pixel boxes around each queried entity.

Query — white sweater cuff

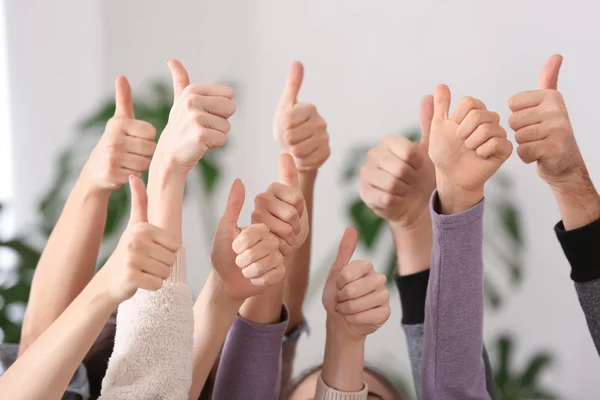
[166,247,186,284]
[315,374,368,400]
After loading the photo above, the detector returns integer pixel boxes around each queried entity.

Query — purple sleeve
[212,306,289,400]
[421,191,490,400]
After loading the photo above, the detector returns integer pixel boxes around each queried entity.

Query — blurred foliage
[0,80,225,343]
[494,334,556,400]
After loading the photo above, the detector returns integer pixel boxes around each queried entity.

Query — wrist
[389,213,433,276]
[551,175,600,230]
[388,207,431,233]
[436,175,483,215]
[74,172,113,201]
[195,271,244,315]
[239,285,284,324]
[325,316,366,344]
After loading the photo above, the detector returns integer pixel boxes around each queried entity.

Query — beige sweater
[99,248,194,400]
[315,374,368,400]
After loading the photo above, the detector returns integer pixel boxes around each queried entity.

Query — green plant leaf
[348,198,385,249]
[494,334,513,389]
[80,102,116,132]
[104,185,130,237]
[500,202,523,246]
[384,249,396,284]
[519,353,554,390]
[197,156,220,195]
[38,151,73,236]
[484,276,502,309]
[341,146,371,183]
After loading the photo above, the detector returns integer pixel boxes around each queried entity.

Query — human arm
[421,86,512,399]
[2,177,175,400]
[318,227,391,399]
[189,179,285,400]
[19,76,156,354]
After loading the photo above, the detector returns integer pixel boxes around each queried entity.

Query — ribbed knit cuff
[555,218,600,283]
[315,374,368,400]
[167,247,187,284]
[394,269,430,325]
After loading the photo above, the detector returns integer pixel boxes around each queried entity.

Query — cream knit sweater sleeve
[314,374,368,400]
[99,247,194,400]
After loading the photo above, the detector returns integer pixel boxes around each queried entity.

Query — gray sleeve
[402,324,497,400]
[574,279,600,353]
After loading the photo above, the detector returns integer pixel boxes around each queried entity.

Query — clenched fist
[210,179,285,301]
[274,62,330,172]
[360,95,436,227]
[157,60,235,173]
[322,227,390,341]
[82,76,157,192]
[429,85,513,213]
[252,153,309,258]
[508,54,587,188]
[97,176,180,303]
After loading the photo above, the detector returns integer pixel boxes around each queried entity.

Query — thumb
[279,153,299,188]
[433,84,451,120]
[114,75,134,118]
[539,54,563,90]
[128,175,148,224]
[278,61,304,107]
[419,94,434,143]
[167,59,190,102]
[330,226,358,274]
[221,178,245,225]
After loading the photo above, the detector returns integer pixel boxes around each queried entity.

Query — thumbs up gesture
[82,76,157,192]
[251,153,309,258]
[508,55,585,188]
[274,62,330,172]
[322,227,390,340]
[210,179,285,302]
[360,95,436,227]
[429,85,513,214]
[158,60,235,173]
[98,176,180,303]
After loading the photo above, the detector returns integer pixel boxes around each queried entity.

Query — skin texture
[239,153,309,324]
[320,227,391,394]
[508,54,600,230]
[429,84,513,214]
[360,95,436,276]
[189,179,286,400]
[18,76,156,356]
[0,177,177,400]
[273,61,331,331]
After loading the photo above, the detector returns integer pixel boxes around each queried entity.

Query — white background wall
[4,0,600,398]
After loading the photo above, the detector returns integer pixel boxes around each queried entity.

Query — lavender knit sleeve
[421,191,490,400]
[212,306,289,400]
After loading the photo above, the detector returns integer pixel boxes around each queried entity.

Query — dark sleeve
[555,218,600,354]
[395,271,498,400]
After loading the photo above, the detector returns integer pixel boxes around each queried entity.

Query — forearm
[421,191,489,400]
[552,175,600,231]
[20,178,110,353]
[189,271,242,400]
[390,211,432,276]
[284,171,316,330]
[1,275,116,400]
[320,320,365,393]
[147,155,187,244]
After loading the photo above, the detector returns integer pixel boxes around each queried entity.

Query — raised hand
[429,85,513,214]
[82,76,157,192]
[210,179,285,301]
[508,55,587,187]
[274,62,330,172]
[322,227,390,341]
[251,153,309,258]
[360,95,436,227]
[97,176,180,303]
[157,60,235,173]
